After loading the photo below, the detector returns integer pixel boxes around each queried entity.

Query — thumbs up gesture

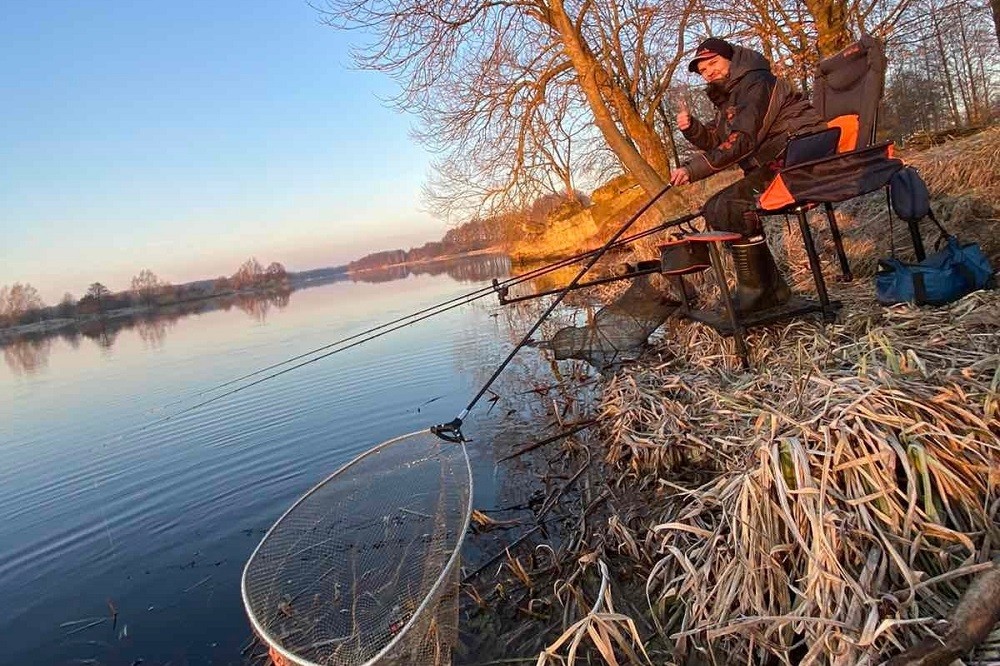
[676,98,691,131]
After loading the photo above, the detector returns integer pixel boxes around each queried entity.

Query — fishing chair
[754,34,905,310]
[668,35,907,366]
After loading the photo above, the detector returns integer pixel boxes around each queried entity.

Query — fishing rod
[431,184,674,443]
[182,208,702,402]
[493,210,699,305]
[139,286,500,430]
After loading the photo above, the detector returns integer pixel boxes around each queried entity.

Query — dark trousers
[702,166,776,238]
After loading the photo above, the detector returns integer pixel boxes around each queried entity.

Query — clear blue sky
[1,1,445,303]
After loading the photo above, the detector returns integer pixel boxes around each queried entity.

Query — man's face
[697,55,730,84]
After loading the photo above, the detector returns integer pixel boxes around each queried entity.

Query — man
[671,38,826,313]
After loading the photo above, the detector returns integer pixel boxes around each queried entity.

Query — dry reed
[587,128,1000,664]
[469,128,1000,666]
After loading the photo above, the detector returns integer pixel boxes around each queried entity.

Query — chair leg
[705,241,749,368]
[795,208,835,321]
[672,275,692,312]
[824,202,853,282]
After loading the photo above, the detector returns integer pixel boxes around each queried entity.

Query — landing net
[547,274,679,366]
[242,430,473,666]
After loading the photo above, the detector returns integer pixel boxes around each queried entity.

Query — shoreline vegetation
[455,127,1000,664]
[0,252,515,349]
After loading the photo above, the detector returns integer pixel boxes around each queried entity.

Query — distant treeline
[347,192,589,272]
[0,258,347,332]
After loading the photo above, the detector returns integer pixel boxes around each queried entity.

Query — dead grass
[599,287,999,664]
[485,128,1000,665]
[583,128,1000,664]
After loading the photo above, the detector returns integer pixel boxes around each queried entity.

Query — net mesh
[242,430,472,666]
[547,275,679,366]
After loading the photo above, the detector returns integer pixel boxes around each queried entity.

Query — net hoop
[241,429,473,666]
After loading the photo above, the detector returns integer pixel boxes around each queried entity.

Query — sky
[1,1,446,303]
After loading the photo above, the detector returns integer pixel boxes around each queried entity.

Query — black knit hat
[687,38,734,73]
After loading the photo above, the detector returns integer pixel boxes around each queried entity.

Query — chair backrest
[813,35,887,152]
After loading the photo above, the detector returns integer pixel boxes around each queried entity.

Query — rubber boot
[731,236,791,314]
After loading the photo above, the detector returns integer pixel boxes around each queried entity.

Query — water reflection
[0,255,516,375]
[135,315,178,348]
[0,291,292,373]
[79,318,119,349]
[229,290,291,323]
[3,336,53,375]
[0,256,595,665]
[350,254,511,284]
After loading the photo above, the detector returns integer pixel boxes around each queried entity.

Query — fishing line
[432,185,676,442]
[139,286,500,431]
[169,211,700,406]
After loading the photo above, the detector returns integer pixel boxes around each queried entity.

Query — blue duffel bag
[876,236,994,306]
[876,166,995,306]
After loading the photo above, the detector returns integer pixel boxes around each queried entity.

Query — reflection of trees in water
[350,264,411,284]
[79,319,118,349]
[3,336,53,375]
[0,290,297,360]
[135,315,178,347]
[351,254,511,284]
[233,290,291,323]
[439,254,511,281]
[59,327,82,349]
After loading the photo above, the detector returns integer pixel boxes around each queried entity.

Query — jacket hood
[726,46,771,87]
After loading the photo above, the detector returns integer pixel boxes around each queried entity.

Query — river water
[0,258,584,665]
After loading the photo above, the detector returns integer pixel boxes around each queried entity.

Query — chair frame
[672,36,905,367]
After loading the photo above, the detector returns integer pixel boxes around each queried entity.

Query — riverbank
[461,127,1000,664]
[0,287,292,346]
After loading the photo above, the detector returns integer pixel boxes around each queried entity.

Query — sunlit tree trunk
[548,0,672,217]
[801,0,853,56]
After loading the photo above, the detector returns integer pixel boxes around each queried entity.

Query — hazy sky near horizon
[1,1,445,303]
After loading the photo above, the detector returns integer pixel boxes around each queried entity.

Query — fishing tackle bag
[876,165,994,305]
[876,236,994,306]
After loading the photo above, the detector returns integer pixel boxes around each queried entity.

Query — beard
[706,79,730,106]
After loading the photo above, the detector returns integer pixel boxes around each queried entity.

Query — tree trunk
[801,0,854,56]
[992,0,1000,49]
[922,47,941,131]
[932,8,963,126]
[956,11,982,122]
[950,43,973,124]
[548,0,673,218]
[543,2,673,179]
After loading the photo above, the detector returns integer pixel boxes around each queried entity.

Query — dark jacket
[681,46,825,182]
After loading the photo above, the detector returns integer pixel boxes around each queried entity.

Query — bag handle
[928,209,953,251]
[912,271,927,305]
[885,185,896,259]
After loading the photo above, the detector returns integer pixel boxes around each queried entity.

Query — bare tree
[130,269,169,306]
[264,261,289,286]
[232,258,265,289]
[0,282,44,326]
[318,0,708,218]
[86,282,110,315]
[57,293,76,318]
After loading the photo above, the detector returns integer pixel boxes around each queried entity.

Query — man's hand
[670,168,690,186]
[676,98,691,131]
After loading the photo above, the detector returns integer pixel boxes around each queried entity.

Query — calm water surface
[0,264,570,665]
